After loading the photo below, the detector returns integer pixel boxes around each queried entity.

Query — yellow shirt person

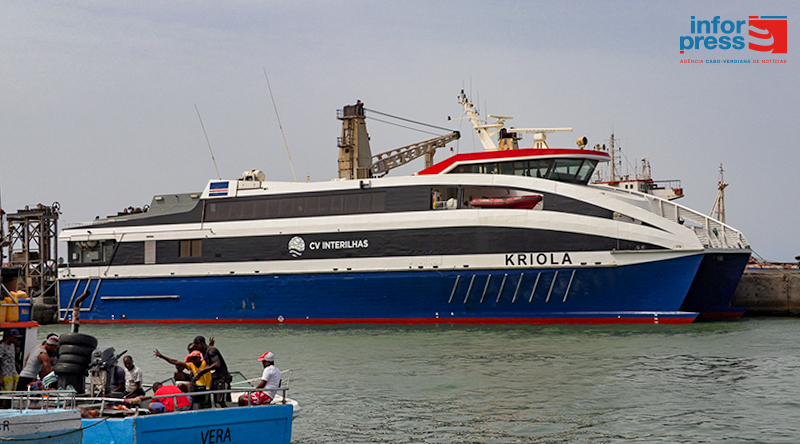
[185,355,212,388]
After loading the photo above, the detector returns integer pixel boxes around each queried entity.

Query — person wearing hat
[191,336,231,407]
[0,329,22,405]
[239,351,282,406]
[17,334,58,391]
[153,348,212,389]
[184,350,212,389]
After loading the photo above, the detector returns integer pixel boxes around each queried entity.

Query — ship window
[575,160,597,184]
[318,195,331,214]
[358,194,372,211]
[254,200,268,218]
[529,159,551,178]
[499,162,514,175]
[371,192,385,211]
[432,187,460,209]
[69,239,118,265]
[279,199,293,217]
[330,195,344,214]
[241,200,255,219]
[202,191,387,222]
[548,159,584,182]
[344,195,359,213]
[228,202,242,219]
[266,199,279,217]
[179,240,202,258]
[305,196,319,216]
[513,161,529,176]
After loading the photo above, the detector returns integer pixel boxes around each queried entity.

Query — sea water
[43,318,800,443]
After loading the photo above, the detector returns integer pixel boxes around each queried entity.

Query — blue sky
[1,1,797,261]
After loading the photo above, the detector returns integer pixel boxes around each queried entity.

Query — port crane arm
[369,131,460,177]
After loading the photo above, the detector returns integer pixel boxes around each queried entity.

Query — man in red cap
[239,351,282,406]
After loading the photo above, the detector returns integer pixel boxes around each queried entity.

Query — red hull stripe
[65,316,696,326]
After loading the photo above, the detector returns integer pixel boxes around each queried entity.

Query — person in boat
[238,351,282,406]
[128,382,192,413]
[153,348,212,389]
[190,335,232,407]
[16,334,58,390]
[122,355,145,398]
[109,360,126,394]
[0,329,22,406]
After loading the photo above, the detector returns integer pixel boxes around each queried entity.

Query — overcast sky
[1,1,797,261]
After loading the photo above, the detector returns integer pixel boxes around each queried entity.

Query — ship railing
[77,387,291,417]
[648,179,682,190]
[603,187,749,250]
[0,390,78,410]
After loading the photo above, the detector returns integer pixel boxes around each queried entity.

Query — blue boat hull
[82,404,293,444]
[680,250,751,319]
[59,254,703,324]
[0,409,81,444]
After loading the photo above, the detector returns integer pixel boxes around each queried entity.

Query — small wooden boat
[469,195,542,209]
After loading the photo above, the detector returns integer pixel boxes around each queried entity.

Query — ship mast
[710,163,728,223]
[457,90,504,151]
[608,133,620,181]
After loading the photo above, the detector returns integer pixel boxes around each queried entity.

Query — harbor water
[42,318,800,443]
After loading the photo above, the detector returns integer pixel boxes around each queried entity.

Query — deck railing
[0,390,78,410]
[599,187,750,250]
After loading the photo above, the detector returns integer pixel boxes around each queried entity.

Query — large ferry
[447,92,750,318]
[56,94,749,324]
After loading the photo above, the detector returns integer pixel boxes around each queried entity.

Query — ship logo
[288,236,306,257]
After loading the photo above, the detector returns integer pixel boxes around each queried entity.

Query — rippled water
[43,318,800,443]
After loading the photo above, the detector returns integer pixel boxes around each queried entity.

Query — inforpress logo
[680,15,787,54]
[749,16,787,53]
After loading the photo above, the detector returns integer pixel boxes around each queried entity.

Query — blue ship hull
[680,250,751,319]
[59,254,704,324]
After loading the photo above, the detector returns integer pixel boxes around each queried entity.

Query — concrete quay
[732,269,800,316]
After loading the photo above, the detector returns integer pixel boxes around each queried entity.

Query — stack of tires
[55,332,98,394]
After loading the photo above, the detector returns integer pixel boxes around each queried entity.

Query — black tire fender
[57,333,98,349]
[54,362,87,375]
[58,344,95,357]
[56,354,91,367]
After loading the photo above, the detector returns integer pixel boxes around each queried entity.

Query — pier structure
[732,266,800,316]
[2,203,60,323]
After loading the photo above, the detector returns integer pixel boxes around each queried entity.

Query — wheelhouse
[416,148,610,185]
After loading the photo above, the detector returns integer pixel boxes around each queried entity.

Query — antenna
[263,69,298,182]
[194,103,221,180]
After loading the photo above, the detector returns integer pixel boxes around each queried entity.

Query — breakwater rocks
[732,269,800,316]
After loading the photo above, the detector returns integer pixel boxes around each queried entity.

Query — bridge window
[179,240,202,258]
[448,158,597,184]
